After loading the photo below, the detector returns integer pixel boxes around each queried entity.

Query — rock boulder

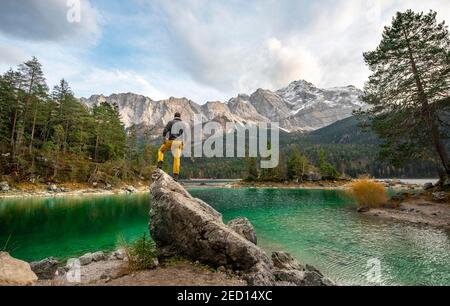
[30,257,58,280]
[149,170,333,286]
[228,217,257,245]
[0,252,38,286]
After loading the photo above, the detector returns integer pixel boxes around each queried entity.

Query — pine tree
[318,148,339,179]
[15,57,48,156]
[287,148,311,182]
[361,10,450,177]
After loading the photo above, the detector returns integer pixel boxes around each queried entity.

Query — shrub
[348,179,388,209]
[119,234,158,271]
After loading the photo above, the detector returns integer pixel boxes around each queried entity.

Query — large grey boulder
[149,169,334,286]
[228,217,257,245]
[30,257,58,280]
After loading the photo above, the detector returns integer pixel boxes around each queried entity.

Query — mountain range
[80,80,365,134]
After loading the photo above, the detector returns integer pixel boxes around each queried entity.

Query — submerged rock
[228,217,258,245]
[0,252,38,286]
[149,169,333,286]
[30,257,58,280]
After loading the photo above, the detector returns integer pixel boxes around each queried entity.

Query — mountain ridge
[80,80,365,134]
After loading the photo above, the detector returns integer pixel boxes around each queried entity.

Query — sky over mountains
[0,0,449,104]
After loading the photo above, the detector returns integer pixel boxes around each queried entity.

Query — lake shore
[37,254,245,286]
[231,178,431,191]
[0,178,435,199]
[363,195,450,230]
[0,182,150,200]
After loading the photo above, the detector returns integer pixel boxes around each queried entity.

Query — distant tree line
[0,57,158,186]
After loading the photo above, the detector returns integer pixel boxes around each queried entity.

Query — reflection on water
[0,194,149,261]
[1,188,449,286]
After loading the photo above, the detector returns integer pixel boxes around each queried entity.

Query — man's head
[174,112,181,119]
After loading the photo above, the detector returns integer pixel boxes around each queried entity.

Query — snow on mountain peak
[80,80,365,133]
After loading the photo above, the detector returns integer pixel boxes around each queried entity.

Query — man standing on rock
[157,112,185,181]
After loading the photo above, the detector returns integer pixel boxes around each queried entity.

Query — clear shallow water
[1,189,449,286]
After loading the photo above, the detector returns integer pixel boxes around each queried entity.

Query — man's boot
[173,173,179,182]
[157,161,163,169]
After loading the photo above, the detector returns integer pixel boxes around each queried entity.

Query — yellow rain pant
[158,140,183,175]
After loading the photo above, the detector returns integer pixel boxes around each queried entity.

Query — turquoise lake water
[0,188,449,286]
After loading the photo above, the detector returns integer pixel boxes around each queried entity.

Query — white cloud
[0,0,101,44]
[1,0,449,103]
[151,0,450,95]
[74,68,167,100]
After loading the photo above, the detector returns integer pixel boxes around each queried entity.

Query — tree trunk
[52,152,59,179]
[10,84,22,149]
[63,119,69,154]
[16,74,35,156]
[29,104,38,155]
[95,128,100,162]
[403,27,450,176]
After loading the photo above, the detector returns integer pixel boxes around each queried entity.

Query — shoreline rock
[0,181,10,192]
[149,169,333,286]
[30,257,58,280]
[0,252,38,286]
[228,217,258,245]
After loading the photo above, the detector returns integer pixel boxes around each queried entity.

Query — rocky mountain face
[80,80,365,134]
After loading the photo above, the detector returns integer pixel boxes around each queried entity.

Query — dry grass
[348,179,388,209]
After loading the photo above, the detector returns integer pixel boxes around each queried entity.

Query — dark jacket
[163,118,184,141]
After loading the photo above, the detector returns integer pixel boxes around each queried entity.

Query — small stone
[0,181,10,192]
[303,271,324,286]
[357,206,370,213]
[64,258,79,271]
[79,253,93,266]
[321,277,335,286]
[432,192,448,202]
[227,217,257,245]
[272,252,304,271]
[92,251,105,262]
[124,186,137,193]
[30,257,58,280]
[272,269,306,286]
[217,266,227,273]
[423,183,434,191]
[47,184,59,192]
[111,249,126,260]
[305,264,324,278]
[391,194,405,202]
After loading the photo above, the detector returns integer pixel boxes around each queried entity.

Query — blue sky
[0,0,449,103]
